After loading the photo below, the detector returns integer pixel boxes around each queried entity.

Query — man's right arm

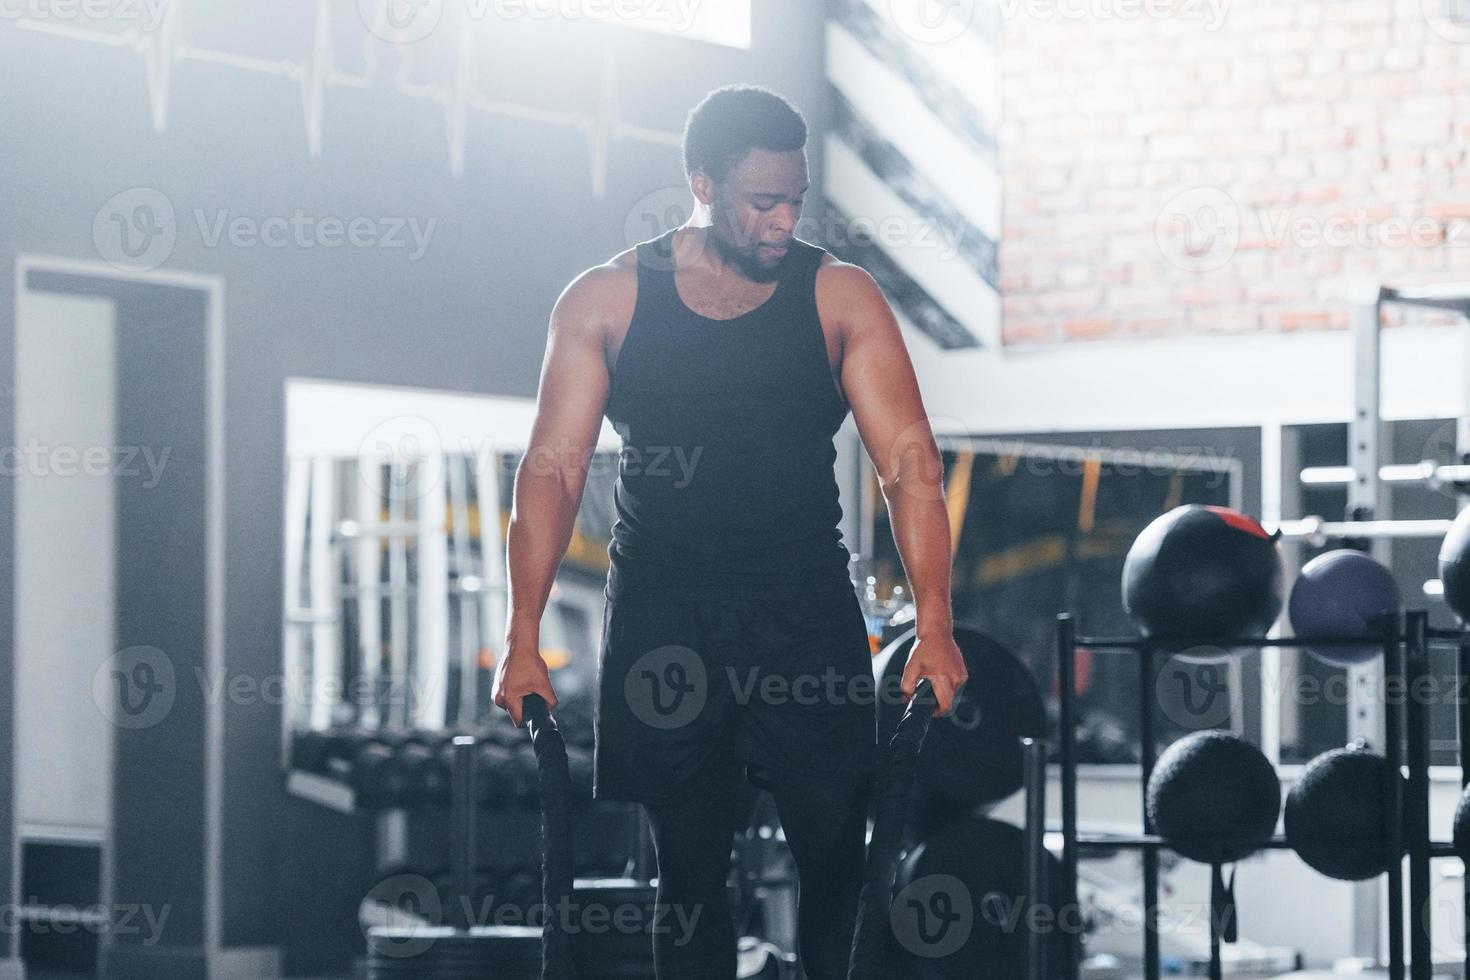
[493,264,627,725]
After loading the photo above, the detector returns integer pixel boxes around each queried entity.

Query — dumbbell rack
[1050,609,1464,980]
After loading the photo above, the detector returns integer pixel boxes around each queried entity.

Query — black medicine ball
[1123,504,1285,644]
[1438,506,1470,625]
[1285,746,1404,882]
[1146,730,1281,864]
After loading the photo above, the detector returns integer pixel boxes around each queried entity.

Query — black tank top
[604,228,853,596]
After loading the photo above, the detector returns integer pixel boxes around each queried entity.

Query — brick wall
[998,0,1470,344]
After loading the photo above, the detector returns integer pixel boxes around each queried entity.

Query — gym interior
[5,0,1470,978]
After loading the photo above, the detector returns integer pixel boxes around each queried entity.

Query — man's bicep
[837,274,935,490]
[526,277,614,488]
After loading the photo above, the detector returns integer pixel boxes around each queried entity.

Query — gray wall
[0,4,829,973]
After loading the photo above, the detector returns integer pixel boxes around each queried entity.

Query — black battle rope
[847,678,939,980]
[523,693,575,980]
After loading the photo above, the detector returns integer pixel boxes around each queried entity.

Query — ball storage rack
[1044,609,1470,980]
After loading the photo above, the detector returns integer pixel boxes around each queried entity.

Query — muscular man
[493,84,967,980]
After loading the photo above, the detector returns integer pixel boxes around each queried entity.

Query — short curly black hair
[682,85,808,183]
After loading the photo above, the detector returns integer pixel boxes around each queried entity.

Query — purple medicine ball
[1288,550,1401,666]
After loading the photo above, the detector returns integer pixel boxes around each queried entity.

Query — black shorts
[593,562,878,805]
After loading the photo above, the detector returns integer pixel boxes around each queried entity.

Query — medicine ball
[1123,505,1286,645]
[1446,781,1470,858]
[1453,784,1470,861]
[1288,549,1401,667]
[1146,730,1280,864]
[1438,507,1470,624]
[1284,746,1405,881]
[872,627,1045,814]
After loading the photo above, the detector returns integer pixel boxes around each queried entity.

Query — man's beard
[709,224,785,283]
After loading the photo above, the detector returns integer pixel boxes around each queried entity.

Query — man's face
[699,148,808,279]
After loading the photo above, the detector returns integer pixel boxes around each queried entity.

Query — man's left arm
[820,260,968,715]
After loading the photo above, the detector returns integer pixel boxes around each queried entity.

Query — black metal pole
[1460,634,1470,980]
[451,734,478,933]
[1057,614,1080,980]
[1404,611,1431,980]
[1384,616,1406,980]
[1023,738,1049,980]
[1209,873,1222,980]
[1140,643,1160,980]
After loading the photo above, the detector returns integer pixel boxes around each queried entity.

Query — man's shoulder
[550,254,639,351]
[561,252,639,308]
[813,253,884,311]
